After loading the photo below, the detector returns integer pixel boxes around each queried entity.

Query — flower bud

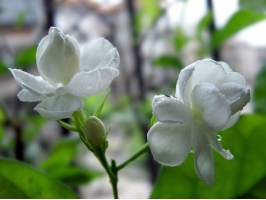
[83,116,106,150]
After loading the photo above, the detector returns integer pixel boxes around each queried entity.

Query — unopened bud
[84,116,106,149]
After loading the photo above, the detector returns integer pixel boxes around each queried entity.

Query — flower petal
[176,65,195,102]
[218,61,233,72]
[34,94,83,120]
[219,82,250,114]
[18,89,47,102]
[9,69,57,96]
[222,111,240,130]
[80,38,117,71]
[199,124,234,160]
[62,67,119,97]
[183,59,228,104]
[191,83,231,131]
[227,72,247,87]
[147,122,192,167]
[37,27,80,85]
[152,95,192,123]
[191,125,214,186]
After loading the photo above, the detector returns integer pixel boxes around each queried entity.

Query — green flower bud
[83,116,106,150]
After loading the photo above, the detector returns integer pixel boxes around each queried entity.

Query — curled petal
[34,94,83,120]
[37,27,80,85]
[227,72,247,87]
[230,88,250,114]
[152,95,192,123]
[80,38,117,71]
[18,89,46,102]
[219,61,233,73]
[62,67,119,97]
[147,122,192,167]
[191,83,231,131]
[222,111,240,131]
[9,69,57,96]
[191,125,214,186]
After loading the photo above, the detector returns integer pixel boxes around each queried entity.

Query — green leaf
[16,46,37,67]
[0,60,8,74]
[212,10,266,49]
[196,11,212,42]
[239,0,266,13]
[0,158,78,198]
[15,11,26,28]
[150,114,266,198]
[153,55,183,69]
[173,26,189,51]
[253,63,266,114]
[40,138,79,170]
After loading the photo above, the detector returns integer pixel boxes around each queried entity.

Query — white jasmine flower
[147,59,250,186]
[9,27,119,120]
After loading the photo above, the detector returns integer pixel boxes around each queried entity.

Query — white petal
[191,83,231,131]
[152,95,192,123]
[147,122,192,167]
[218,61,233,72]
[191,125,214,186]
[219,82,250,114]
[176,65,195,102]
[18,89,46,102]
[80,38,117,71]
[200,124,234,160]
[183,59,228,104]
[34,94,83,120]
[222,111,240,130]
[227,72,247,87]
[9,69,57,96]
[37,27,80,85]
[62,67,119,97]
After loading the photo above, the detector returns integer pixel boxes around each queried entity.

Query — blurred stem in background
[207,0,220,60]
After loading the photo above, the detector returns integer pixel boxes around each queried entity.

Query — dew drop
[216,135,222,141]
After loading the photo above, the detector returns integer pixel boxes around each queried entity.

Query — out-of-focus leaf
[0,158,78,198]
[15,11,26,28]
[196,11,212,42]
[40,138,79,170]
[212,10,266,49]
[173,26,189,51]
[240,0,266,13]
[16,46,37,67]
[49,166,102,187]
[23,116,46,142]
[153,55,183,69]
[0,60,8,74]
[253,63,266,114]
[150,114,266,198]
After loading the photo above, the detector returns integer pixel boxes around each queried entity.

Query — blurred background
[1,0,266,198]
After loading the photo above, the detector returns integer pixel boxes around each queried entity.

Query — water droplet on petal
[216,135,222,141]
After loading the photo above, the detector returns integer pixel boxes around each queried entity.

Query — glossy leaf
[212,10,266,49]
[150,114,266,198]
[153,55,183,69]
[253,63,266,114]
[239,0,266,13]
[0,158,78,198]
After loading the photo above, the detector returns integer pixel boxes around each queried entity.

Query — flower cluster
[9,27,119,120]
[147,59,250,185]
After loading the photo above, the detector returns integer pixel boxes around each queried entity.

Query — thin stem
[57,120,78,132]
[117,143,149,171]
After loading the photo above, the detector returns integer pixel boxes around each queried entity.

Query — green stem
[57,120,78,132]
[117,143,149,171]
[98,154,118,199]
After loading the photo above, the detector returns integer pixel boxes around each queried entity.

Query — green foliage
[16,46,37,67]
[153,55,183,69]
[0,158,78,198]
[15,11,26,28]
[0,60,8,74]
[150,114,266,198]
[253,63,266,114]
[196,11,212,42]
[239,0,266,13]
[173,26,189,51]
[212,10,266,49]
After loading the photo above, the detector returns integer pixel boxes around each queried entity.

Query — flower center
[191,105,202,123]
